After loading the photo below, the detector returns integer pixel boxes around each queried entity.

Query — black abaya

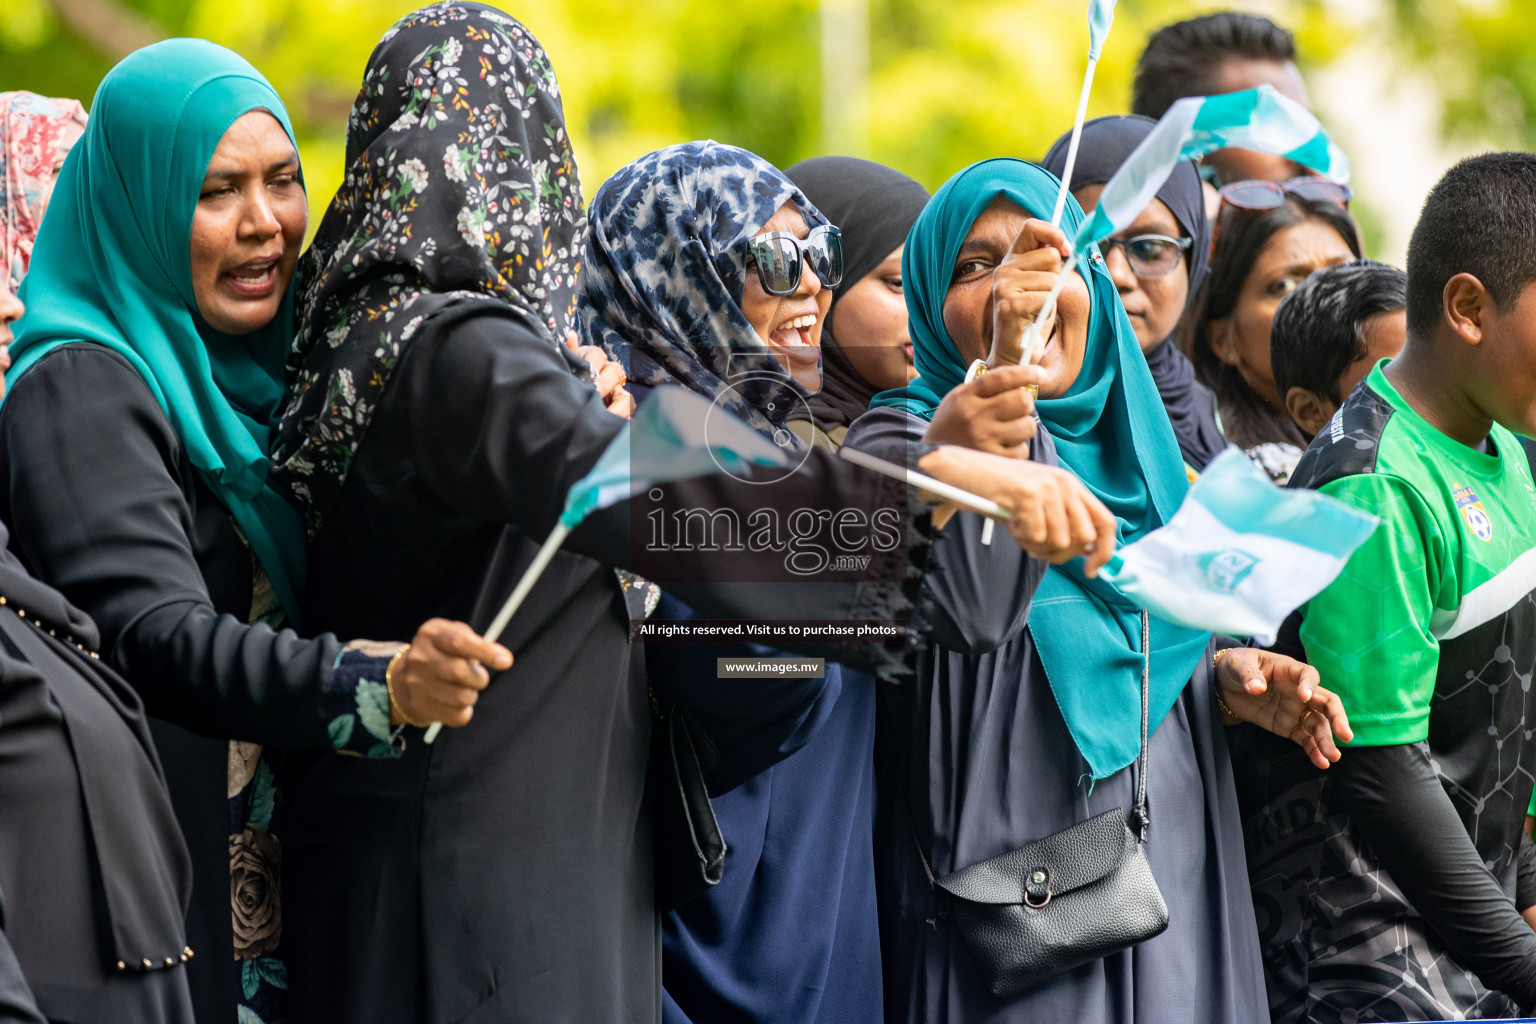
[0,517,194,1024]
[845,407,1267,1024]
[284,302,927,1024]
[0,344,400,1022]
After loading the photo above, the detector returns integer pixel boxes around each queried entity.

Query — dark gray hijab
[1043,115,1226,471]
[785,156,930,430]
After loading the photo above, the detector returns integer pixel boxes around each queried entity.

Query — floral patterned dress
[229,560,406,1024]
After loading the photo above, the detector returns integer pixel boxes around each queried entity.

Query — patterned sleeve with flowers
[323,640,408,759]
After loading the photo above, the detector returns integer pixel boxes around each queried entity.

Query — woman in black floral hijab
[272,0,585,530]
[268,6,954,1023]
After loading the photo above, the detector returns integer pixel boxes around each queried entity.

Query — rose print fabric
[273,1,584,535]
[227,568,400,1024]
[0,91,86,291]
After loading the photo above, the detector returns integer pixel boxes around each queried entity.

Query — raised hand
[988,218,1072,368]
[1214,647,1353,769]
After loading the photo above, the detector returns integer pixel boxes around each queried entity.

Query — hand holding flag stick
[838,446,1015,523]
[839,446,1119,575]
[423,387,792,743]
[1021,0,1116,388]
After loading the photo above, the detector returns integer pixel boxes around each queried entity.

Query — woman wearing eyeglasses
[1178,173,1360,483]
[1043,115,1225,477]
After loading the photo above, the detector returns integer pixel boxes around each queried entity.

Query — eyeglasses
[1096,234,1192,278]
[1218,176,1352,211]
[746,224,843,296]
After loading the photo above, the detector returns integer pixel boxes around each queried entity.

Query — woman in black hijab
[784,156,930,449]
[271,7,1117,1022]
[1043,115,1226,474]
[0,514,194,1023]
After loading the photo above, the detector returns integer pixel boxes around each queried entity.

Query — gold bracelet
[963,357,1038,395]
[1211,648,1240,722]
[385,644,429,728]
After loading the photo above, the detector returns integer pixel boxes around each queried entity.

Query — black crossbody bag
[909,611,1169,998]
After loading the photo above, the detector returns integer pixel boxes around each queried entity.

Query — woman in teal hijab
[0,38,507,1024]
[874,157,1214,779]
[8,38,307,616]
[845,158,1346,1023]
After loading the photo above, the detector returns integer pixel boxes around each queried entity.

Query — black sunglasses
[746,224,843,296]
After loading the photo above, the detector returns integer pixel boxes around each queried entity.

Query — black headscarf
[273,2,584,533]
[1042,115,1226,471]
[784,156,930,431]
[1042,114,1210,297]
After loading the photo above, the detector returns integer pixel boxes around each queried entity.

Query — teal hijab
[872,158,1209,779]
[6,39,307,624]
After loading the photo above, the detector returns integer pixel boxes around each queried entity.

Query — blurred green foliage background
[0,0,1525,258]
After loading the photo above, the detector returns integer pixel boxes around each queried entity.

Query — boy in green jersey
[1236,153,1536,1022]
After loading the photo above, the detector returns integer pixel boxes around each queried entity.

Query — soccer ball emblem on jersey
[1451,482,1494,542]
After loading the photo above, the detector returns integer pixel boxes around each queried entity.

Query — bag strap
[1129,610,1151,842]
[896,609,1157,899]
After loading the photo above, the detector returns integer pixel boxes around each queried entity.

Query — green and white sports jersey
[1299,362,1536,746]
[1241,361,1536,1023]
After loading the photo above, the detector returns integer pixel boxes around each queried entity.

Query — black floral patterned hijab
[272,2,583,532]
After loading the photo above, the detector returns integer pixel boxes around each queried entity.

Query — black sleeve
[1329,741,1536,1004]
[843,407,1044,654]
[0,927,43,1024]
[0,346,344,748]
[1517,829,1536,913]
[647,593,845,794]
[397,307,928,678]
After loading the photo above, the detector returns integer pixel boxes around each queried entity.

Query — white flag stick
[986,259,1076,548]
[423,520,573,744]
[983,258,1073,544]
[1017,261,1076,367]
[838,446,1014,522]
[1049,57,1099,227]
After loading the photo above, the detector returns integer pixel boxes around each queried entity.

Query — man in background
[1133,12,1314,210]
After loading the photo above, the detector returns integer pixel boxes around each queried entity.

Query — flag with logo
[1101,449,1378,644]
[1073,84,1351,253]
[560,385,791,529]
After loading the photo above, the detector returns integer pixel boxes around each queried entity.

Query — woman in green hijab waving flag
[845,158,1351,1022]
[0,38,509,1024]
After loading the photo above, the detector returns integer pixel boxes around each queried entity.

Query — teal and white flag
[1074,84,1351,253]
[426,386,791,742]
[1101,449,1377,644]
[1087,0,1116,60]
[560,385,790,529]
